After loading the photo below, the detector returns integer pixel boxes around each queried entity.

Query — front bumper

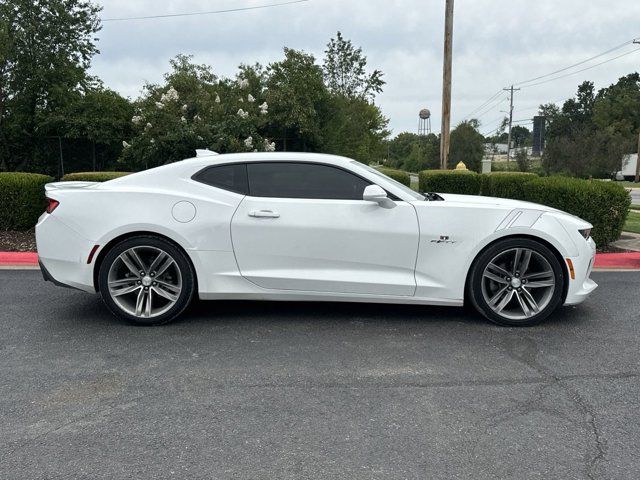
[564,236,597,305]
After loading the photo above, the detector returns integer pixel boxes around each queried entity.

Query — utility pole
[440,0,454,170]
[503,85,520,163]
[634,39,640,183]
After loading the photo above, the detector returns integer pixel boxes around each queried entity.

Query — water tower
[418,108,431,136]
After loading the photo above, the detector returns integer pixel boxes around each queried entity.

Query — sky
[91,0,640,137]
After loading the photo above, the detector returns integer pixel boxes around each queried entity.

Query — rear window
[193,164,249,194]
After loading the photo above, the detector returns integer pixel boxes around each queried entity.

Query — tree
[265,48,329,152]
[323,32,385,99]
[0,0,102,171]
[450,120,484,172]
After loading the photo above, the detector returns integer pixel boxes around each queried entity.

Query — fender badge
[431,235,457,244]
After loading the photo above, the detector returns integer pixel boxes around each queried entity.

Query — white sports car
[36,151,597,326]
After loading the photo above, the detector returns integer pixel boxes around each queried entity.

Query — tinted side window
[193,164,248,194]
[247,163,370,200]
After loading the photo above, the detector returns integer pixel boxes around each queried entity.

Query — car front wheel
[468,238,565,327]
[98,236,195,326]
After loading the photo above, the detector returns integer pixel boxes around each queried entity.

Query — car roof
[180,152,355,168]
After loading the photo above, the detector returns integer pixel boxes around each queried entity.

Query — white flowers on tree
[131,115,143,125]
[264,139,276,152]
[247,94,255,103]
[244,136,253,148]
[259,102,268,115]
[237,109,249,119]
[160,86,179,103]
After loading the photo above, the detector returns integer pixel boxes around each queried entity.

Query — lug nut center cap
[511,278,522,289]
[142,276,153,287]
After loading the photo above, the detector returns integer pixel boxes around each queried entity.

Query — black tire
[98,235,195,326]
[467,238,565,327]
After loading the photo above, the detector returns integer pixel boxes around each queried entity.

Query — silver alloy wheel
[107,246,182,318]
[481,247,556,321]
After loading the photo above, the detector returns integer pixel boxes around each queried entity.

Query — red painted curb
[1,251,640,270]
[0,252,38,266]
[594,252,640,269]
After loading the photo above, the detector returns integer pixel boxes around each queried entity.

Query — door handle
[248,210,280,218]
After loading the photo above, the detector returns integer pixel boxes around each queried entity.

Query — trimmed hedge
[378,168,411,187]
[419,170,481,195]
[61,171,131,182]
[521,177,630,247]
[481,172,538,199]
[0,172,53,230]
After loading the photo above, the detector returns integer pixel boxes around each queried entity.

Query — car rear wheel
[98,236,195,326]
[468,238,565,326]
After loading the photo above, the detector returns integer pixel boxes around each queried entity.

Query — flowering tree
[120,55,275,170]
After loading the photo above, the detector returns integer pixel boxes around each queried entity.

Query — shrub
[521,176,630,247]
[419,170,481,195]
[481,172,538,199]
[378,168,411,187]
[0,172,54,230]
[61,171,131,182]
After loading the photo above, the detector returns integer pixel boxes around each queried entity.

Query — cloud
[91,0,640,137]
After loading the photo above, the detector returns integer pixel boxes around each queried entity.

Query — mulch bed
[0,230,36,252]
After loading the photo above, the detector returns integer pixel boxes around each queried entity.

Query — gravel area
[0,229,36,251]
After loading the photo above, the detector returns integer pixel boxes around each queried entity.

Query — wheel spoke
[120,252,141,276]
[152,285,178,302]
[512,249,522,274]
[519,250,532,276]
[495,290,515,313]
[488,286,509,307]
[128,248,147,272]
[526,280,555,288]
[522,270,553,280]
[135,289,145,316]
[145,289,153,317]
[483,271,509,284]
[148,251,167,274]
[154,256,175,277]
[520,288,541,313]
[515,291,532,317]
[487,262,511,278]
[111,284,140,297]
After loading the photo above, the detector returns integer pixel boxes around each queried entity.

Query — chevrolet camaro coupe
[36,151,597,326]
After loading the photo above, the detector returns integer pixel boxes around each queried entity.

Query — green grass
[624,209,640,234]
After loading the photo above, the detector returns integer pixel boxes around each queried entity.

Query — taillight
[45,197,59,214]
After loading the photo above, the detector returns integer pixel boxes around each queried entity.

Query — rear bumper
[36,213,96,293]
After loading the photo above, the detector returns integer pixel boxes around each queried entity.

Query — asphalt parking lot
[1,270,639,479]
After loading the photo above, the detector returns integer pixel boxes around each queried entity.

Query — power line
[461,89,503,120]
[513,38,636,87]
[102,0,309,22]
[519,47,640,89]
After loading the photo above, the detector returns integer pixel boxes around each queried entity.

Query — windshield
[351,162,425,201]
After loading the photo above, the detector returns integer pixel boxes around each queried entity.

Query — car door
[230,162,420,296]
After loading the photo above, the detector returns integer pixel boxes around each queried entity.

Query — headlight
[579,228,591,240]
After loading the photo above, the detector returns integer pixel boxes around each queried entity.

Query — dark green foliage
[61,171,130,182]
[0,172,53,230]
[521,177,630,247]
[419,170,481,195]
[377,168,410,187]
[481,172,538,199]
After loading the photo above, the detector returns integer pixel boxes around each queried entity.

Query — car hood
[436,193,561,213]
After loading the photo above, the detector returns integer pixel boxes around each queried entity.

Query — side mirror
[363,184,396,209]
